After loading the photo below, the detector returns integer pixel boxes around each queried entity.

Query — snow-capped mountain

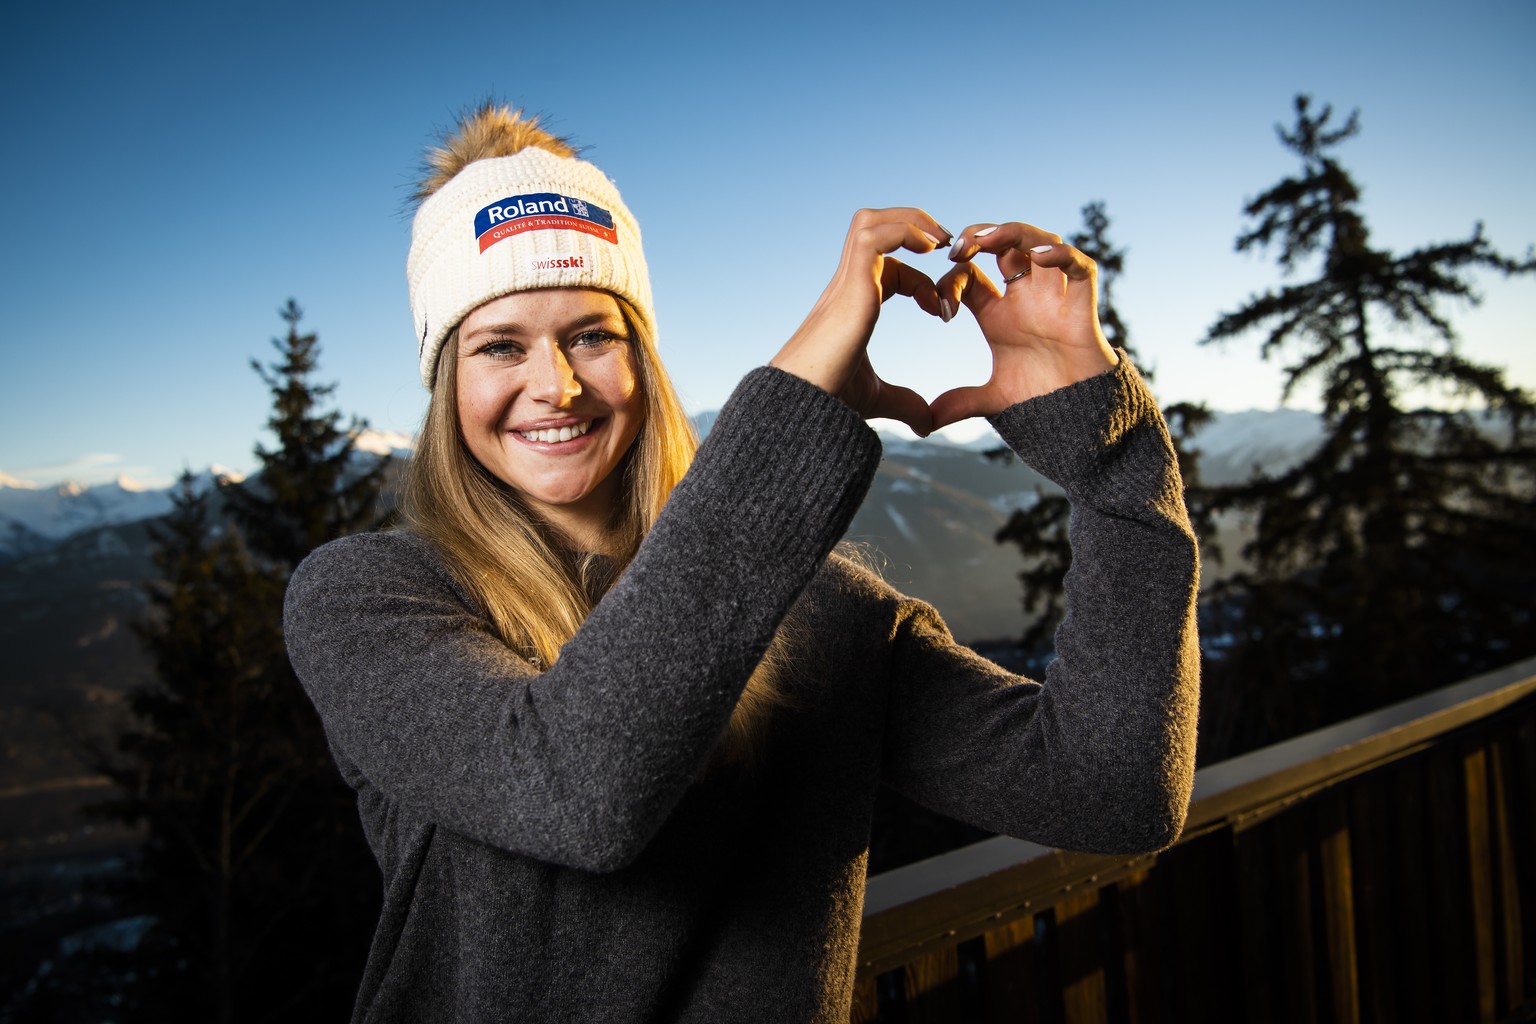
[846,435,1054,641]
[1184,408,1325,484]
[0,430,413,562]
[0,467,245,558]
[350,428,415,458]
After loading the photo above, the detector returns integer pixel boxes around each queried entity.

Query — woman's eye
[572,330,619,348]
[479,340,524,360]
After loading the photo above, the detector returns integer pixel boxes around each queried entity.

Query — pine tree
[1199,95,1536,752]
[88,303,387,1021]
[92,475,369,1021]
[224,300,387,568]
[993,202,1212,662]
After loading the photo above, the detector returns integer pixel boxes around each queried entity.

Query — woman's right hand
[769,208,950,436]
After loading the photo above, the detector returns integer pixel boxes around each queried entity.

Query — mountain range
[0,413,1319,552]
[0,410,1325,862]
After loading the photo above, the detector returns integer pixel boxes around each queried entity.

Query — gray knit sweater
[283,361,1199,1023]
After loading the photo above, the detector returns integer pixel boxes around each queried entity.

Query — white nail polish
[947,236,966,259]
[920,231,941,247]
[974,226,998,237]
[940,298,953,322]
[1031,244,1054,252]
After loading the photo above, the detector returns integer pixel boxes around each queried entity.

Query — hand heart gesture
[770,208,1119,435]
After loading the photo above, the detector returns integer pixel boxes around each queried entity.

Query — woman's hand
[770,208,950,436]
[929,222,1119,430]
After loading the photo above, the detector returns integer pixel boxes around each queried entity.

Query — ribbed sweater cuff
[672,366,882,564]
[986,355,1174,511]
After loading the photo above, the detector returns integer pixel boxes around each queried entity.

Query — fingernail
[936,223,953,240]
[947,235,967,260]
[940,298,954,323]
[920,231,941,247]
[974,226,998,237]
[1031,244,1054,252]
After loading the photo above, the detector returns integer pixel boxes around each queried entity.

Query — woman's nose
[527,344,582,405]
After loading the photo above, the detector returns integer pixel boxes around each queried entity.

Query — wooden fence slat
[1464,746,1499,1023]
[1347,777,1398,1024]
[1175,830,1244,1024]
[1496,715,1536,1010]
[1392,750,1437,1023]
[1428,743,1477,1022]
[901,945,963,1024]
[1317,790,1361,1024]
[1054,889,1108,1024]
[1112,869,1159,1024]
[850,971,880,1024]
[1235,822,1281,1024]
[1277,808,1323,1024]
[980,914,1042,1024]
[1135,832,1213,1024]
[1489,734,1526,1015]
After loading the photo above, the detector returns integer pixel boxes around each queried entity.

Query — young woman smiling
[283,103,1200,1023]
[453,288,646,554]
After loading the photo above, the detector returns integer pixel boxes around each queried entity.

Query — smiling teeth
[520,421,592,443]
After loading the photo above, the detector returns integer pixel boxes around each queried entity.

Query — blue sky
[2,0,1532,488]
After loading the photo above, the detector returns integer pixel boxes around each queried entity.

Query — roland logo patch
[474,193,617,253]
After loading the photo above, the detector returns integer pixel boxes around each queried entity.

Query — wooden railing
[853,656,1536,1023]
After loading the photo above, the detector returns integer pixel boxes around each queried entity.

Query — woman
[284,103,1200,1023]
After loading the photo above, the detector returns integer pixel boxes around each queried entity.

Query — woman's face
[456,288,644,545]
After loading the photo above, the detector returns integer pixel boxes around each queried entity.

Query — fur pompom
[413,102,578,205]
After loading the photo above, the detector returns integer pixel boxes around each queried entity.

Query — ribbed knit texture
[284,359,1199,1023]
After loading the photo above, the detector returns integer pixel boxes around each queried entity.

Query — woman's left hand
[929,222,1119,430]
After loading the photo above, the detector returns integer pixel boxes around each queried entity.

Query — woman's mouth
[516,419,596,444]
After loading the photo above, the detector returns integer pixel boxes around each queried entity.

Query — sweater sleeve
[284,366,881,873]
[880,357,1200,854]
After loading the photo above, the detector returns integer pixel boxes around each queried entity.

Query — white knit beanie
[407,128,653,389]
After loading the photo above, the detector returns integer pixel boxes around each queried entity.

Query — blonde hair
[400,298,792,764]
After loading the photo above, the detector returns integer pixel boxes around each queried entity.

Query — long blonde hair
[400,298,791,764]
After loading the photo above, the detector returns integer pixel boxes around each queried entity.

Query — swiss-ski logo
[528,254,587,271]
[474,193,617,253]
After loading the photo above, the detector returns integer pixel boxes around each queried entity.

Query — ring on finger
[1003,268,1030,283]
